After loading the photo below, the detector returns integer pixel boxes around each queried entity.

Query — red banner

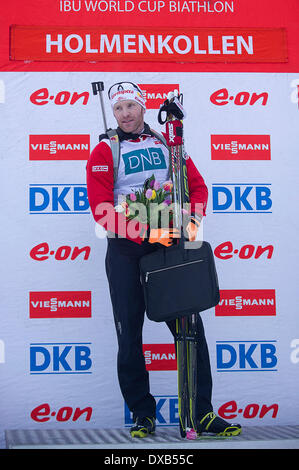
[143,344,177,370]
[211,135,271,160]
[215,290,276,316]
[10,25,287,63]
[29,291,92,318]
[138,84,180,109]
[29,135,90,160]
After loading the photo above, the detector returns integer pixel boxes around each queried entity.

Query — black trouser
[105,236,213,421]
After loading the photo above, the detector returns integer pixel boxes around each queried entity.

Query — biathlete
[86,81,242,438]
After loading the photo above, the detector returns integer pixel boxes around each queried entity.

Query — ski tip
[186,428,197,440]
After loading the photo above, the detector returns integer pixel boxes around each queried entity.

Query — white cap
[109,83,146,110]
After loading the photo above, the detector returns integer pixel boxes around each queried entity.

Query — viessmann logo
[29,291,91,318]
[215,290,276,316]
[211,135,271,160]
[138,84,180,109]
[29,135,90,160]
[143,344,176,371]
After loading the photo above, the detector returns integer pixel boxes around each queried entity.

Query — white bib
[113,136,170,205]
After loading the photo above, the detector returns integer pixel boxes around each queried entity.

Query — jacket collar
[116,122,152,142]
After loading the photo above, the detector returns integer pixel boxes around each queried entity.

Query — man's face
[113,100,145,134]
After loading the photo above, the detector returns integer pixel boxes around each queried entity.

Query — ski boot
[197,412,242,437]
[130,416,156,438]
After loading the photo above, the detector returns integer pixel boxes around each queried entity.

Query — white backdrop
[0,71,298,448]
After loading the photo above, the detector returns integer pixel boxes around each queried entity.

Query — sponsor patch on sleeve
[92,165,108,172]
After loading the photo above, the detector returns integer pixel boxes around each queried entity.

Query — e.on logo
[210,88,268,106]
[138,84,180,109]
[30,88,89,106]
[214,241,274,260]
[30,243,91,261]
[143,344,176,371]
[218,400,278,420]
[31,403,92,422]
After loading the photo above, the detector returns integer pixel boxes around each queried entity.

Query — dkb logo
[29,184,90,214]
[30,342,92,374]
[212,183,272,213]
[216,341,278,372]
[125,395,179,426]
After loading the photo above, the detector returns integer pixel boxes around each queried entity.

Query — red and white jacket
[86,127,208,245]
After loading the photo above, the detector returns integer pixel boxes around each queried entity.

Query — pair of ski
[159,93,199,440]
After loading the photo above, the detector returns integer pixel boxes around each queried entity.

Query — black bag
[139,241,220,322]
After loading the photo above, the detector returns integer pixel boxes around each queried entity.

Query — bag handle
[162,232,189,263]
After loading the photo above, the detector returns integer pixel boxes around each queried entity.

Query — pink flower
[129,193,137,201]
[145,189,153,199]
[163,198,171,206]
[163,180,173,192]
[153,181,160,190]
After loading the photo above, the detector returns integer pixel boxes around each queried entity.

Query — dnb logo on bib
[122,147,166,175]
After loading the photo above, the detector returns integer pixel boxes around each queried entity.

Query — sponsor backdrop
[1,0,299,448]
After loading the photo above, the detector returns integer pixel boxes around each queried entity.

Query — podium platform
[5,425,299,449]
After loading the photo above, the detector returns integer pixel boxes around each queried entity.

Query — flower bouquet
[115,174,174,228]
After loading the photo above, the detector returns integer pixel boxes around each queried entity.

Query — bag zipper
[145,259,203,283]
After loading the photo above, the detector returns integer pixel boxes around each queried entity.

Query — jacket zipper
[145,259,203,283]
